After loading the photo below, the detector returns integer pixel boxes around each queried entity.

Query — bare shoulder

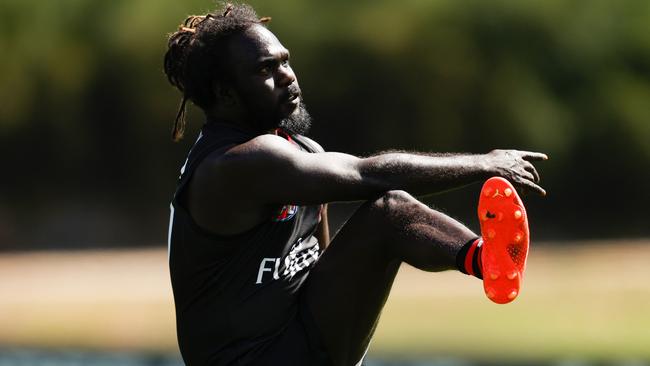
[186,134,294,235]
[193,133,297,187]
[215,133,296,164]
[210,134,323,170]
[295,135,325,153]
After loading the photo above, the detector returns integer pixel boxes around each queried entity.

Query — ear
[213,81,238,107]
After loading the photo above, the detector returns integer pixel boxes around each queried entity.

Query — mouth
[285,91,300,103]
[281,92,300,111]
[282,84,301,102]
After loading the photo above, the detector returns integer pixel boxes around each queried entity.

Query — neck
[204,112,270,136]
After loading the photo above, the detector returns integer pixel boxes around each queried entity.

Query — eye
[259,66,271,76]
[281,59,290,67]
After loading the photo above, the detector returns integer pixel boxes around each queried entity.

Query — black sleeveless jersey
[167,123,324,365]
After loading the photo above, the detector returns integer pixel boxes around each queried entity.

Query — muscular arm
[360,151,504,196]
[204,134,547,207]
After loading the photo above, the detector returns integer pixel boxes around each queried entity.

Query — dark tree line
[1,0,648,249]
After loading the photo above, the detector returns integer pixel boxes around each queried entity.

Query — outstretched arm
[359,149,545,197]
[198,134,547,207]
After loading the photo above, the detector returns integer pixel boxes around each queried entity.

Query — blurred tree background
[1,0,648,250]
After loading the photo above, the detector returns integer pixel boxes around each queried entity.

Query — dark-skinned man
[164,4,547,365]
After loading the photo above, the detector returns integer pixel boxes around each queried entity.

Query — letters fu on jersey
[256,236,320,284]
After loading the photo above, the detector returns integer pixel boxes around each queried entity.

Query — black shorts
[251,304,332,366]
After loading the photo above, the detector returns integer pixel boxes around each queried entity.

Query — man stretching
[164,4,547,365]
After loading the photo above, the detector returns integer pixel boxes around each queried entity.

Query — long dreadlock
[163,3,271,141]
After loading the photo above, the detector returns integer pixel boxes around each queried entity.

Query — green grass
[372,240,650,361]
[1,240,649,361]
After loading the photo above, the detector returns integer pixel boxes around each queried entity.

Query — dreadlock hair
[163,3,272,142]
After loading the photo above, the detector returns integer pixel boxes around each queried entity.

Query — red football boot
[478,177,530,304]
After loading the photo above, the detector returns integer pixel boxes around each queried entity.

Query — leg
[302,190,478,365]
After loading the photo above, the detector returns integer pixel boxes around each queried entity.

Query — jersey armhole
[174,141,282,240]
[172,197,267,242]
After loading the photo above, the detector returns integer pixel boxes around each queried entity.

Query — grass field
[0,240,649,362]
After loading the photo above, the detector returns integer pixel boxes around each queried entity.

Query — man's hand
[483,149,548,196]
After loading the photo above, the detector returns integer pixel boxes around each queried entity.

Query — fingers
[520,169,537,183]
[515,150,544,182]
[490,149,548,196]
[519,151,548,161]
[522,161,540,182]
[515,177,546,196]
[513,169,535,182]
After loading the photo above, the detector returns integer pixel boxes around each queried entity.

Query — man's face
[224,24,311,134]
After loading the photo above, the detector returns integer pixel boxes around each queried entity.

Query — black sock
[456,238,483,279]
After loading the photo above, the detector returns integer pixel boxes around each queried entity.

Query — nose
[275,64,296,88]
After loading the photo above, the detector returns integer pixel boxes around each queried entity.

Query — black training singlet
[168,122,324,365]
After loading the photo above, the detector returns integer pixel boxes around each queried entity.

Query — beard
[236,86,313,135]
[277,101,312,136]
